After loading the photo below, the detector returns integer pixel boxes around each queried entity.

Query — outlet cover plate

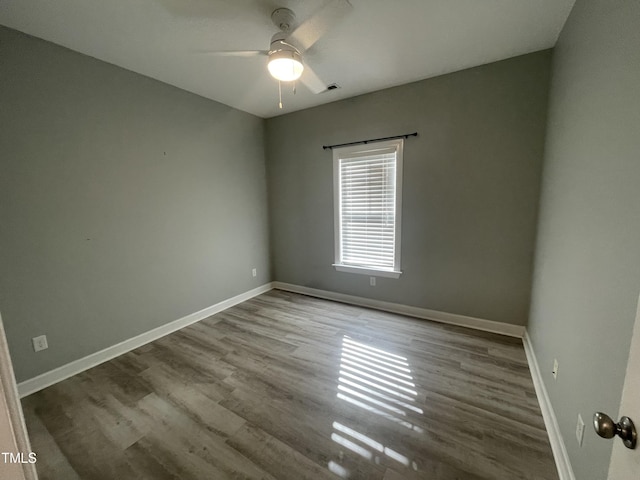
[32,335,48,352]
[576,413,585,446]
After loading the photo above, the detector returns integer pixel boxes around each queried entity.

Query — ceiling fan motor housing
[270,31,291,49]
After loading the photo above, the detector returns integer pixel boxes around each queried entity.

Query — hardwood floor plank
[133,393,277,480]
[123,441,182,480]
[22,290,558,479]
[227,423,340,480]
[18,404,82,480]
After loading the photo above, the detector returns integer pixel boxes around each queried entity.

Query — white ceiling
[0,0,575,118]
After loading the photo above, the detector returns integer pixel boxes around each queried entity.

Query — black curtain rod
[322,132,418,150]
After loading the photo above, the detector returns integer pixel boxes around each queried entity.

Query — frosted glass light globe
[268,51,304,81]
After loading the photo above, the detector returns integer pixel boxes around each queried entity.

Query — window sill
[333,264,402,279]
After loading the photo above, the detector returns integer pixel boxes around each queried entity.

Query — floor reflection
[329,335,421,477]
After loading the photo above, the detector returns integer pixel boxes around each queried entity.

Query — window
[333,138,403,278]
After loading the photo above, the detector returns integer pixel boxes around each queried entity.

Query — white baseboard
[272,282,525,338]
[17,283,274,398]
[523,330,575,480]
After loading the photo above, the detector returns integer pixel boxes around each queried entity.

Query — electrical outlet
[576,414,585,446]
[252,268,257,277]
[552,358,559,380]
[370,277,376,286]
[32,335,48,352]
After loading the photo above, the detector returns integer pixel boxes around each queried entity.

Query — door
[0,312,38,480]
[607,293,640,479]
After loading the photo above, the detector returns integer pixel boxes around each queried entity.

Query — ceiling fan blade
[300,64,328,94]
[194,50,268,57]
[286,0,353,52]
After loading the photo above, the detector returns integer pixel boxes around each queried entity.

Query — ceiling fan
[202,0,352,108]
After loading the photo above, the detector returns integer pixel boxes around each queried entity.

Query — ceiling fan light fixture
[268,50,304,82]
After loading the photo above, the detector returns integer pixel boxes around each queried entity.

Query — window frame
[332,138,403,279]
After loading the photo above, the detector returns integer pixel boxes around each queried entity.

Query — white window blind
[333,139,403,278]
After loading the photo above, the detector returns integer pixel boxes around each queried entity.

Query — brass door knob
[593,412,637,449]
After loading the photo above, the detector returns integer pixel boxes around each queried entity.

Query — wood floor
[22,290,558,480]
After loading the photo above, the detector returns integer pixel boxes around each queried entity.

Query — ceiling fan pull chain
[293,80,297,95]
[278,80,283,109]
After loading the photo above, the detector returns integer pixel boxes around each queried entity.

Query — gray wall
[266,51,551,326]
[528,1,640,479]
[0,26,271,382]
